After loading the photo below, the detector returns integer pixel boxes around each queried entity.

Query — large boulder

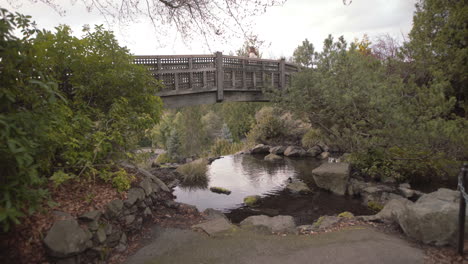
[359,198,412,223]
[283,146,307,157]
[250,144,270,154]
[398,188,468,246]
[44,219,93,258]
[312,163,350,195]
[240,215,295,233]
[269,146,287,155]
[192,217,235,236]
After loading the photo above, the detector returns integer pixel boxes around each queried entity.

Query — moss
[367,201,384,212]
[155,153,175,164]
[313,216,325,228]
[243,195,261,207]
[210,187,231,195]
[338,211,354,218]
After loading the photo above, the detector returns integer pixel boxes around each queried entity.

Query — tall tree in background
[292,38,316,68]
[405,0,468,116]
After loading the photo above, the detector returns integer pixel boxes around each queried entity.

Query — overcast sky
[2,0,417,59]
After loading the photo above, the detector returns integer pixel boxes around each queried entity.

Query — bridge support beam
[215,52,224,102]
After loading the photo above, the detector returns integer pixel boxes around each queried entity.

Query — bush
[176,159,209,187]
[247,107,286,144]
[210,139,244,157]
[154,153,175,164]
[0,9,163,231]
[301,128,322,148]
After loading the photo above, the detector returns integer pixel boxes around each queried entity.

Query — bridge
[134,53,299,108]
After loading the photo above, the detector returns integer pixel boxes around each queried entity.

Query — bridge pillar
[280,58,286,89]
[215,51,224,102]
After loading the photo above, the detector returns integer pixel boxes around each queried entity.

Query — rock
[312,163,350,195]
[251,144,271,154]
[244,195,261,207]
[296,225,315,233]
[318,151,330,159]
[124,188,146,207]
[312,216,341,230]
[210,186,232,195]
[203,208,228,220]
[347,178,369,196]
[269,146,287,155]
[139,178,153,196]
[285,181,311,194]
[95,226,107,244]
[164,200,180,209]
[398,188,468,246]
[306,145,322,157]
[382,177,397,184]
[399,183,411,189]
[192,218,235,236]
[359,198,411,223]
[44,219,92,258]
[78,210,101,222]
[399,187,415,198]
[105,200,123,218]
[106,229,122,247]
[152,176,170,192]
[283,146,306,157]
[52,211,74,221]
[240,215,295,233]
[143,207,152,218]
[264,153,283,161]
[361,184,399,206]
[337,211,354,218]
[124,215,135,225]
[115,233,127,252]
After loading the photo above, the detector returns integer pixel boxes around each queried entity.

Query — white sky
[2,0,417,59]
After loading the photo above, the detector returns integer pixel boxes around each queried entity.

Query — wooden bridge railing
[134,53,299,101]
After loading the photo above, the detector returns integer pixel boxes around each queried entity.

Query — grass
[176,159,209,188]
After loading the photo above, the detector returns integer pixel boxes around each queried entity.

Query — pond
[173,154,373,225]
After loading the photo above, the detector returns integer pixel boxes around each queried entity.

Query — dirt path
[125,225,424,264]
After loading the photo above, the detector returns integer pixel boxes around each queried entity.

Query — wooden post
[174,73,179,91]
[261,62,265,88]
[458,164,468,255]
[271,72,274,87]
[253,72,256,89]
[242,59,247,89]
[202,71,207,90]
[188,58,193,89]
[232,71,236,88]
[215,52,224,101]
[157,58,162,71]
[279,58,286,89]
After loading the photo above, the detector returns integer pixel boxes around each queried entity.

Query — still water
[174,154,372,225]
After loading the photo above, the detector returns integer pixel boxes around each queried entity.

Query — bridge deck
[134,53,298,108]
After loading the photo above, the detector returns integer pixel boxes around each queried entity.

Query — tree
[292,38,316,68]
[405,0,468,116]
[235,34,269,58]
[272,35,467,181]
[0,8,164,231]
[14,0,285,46]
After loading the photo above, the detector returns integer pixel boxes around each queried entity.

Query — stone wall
[43,164,172,264]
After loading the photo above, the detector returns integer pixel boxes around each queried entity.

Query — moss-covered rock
[337,211,354,218]
[368,201,384,212]
[210,187,231,195]
[244,195,261,207]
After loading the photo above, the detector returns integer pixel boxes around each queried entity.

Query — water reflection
[174,154,320,212]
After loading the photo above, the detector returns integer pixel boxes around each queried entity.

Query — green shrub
[247,107,286,144]
[301,128,322,148]
[176,159,209,185]
[210,139,245,157]
[0,9,163,231]
[155,153,175,164]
